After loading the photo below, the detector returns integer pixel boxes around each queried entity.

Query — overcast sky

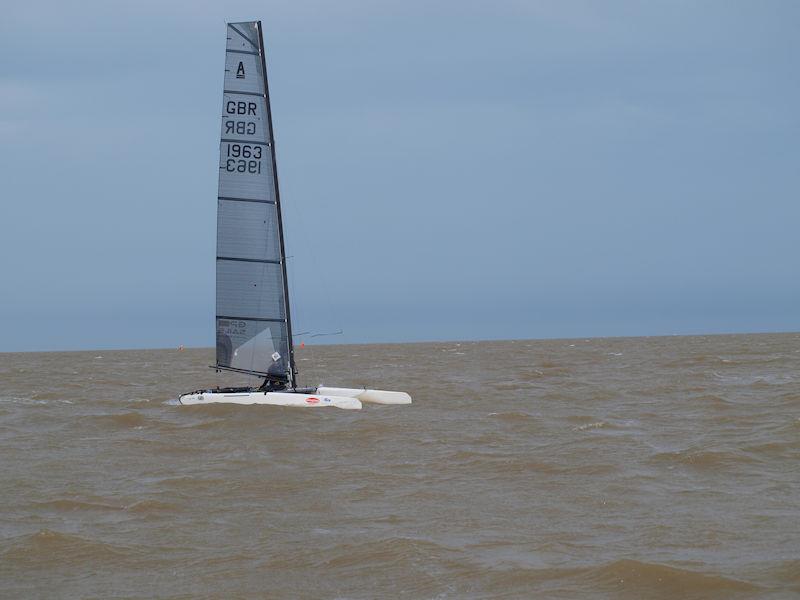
[1,1,798,351]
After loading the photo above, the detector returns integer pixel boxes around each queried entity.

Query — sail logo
[236,61,246,79]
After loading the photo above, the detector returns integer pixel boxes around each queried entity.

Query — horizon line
[2,328,798,355]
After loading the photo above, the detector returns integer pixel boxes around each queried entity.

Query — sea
[1,333,798,599]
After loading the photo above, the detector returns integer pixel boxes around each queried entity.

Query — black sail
[215,21,294,385]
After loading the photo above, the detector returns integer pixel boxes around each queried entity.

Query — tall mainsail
[215,21,295,386]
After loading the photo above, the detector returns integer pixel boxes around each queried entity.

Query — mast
[255,22,296,389]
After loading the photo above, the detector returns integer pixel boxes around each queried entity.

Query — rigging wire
[281,169,342,350]
[292,330,344,339]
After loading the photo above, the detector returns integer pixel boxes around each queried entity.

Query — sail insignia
[215,21,294,384]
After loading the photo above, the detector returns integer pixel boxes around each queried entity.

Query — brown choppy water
[1,333,799,599]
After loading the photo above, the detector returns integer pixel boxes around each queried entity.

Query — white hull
[178,391,362,410]
[317,387,412,405]
[178,387,412,409]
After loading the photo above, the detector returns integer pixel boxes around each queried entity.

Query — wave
[690,394,733,408]
[266,536,454,571]
[532,362,573,377]
[32,498,122,512]
[31,497,177,515]
[266,548,762,598]
[83,412,150,428]
[259,536,467,597]
[124,499,177,514]
[441,450,562,475]
[0,530,155,568]
[648,448,755,470]
[152,476,230,491]
[82,411,211,431]
[567,416,632,433]
[575,559,760,597]
[488,411,539,423]
[765,559,800,586]
[492,381,537,392]
[0,396,51,405]
[742,439,800,458]
[167,402,259,417]
[124,397,154,404]
[664,355,739,368]
[446,559,758,596]
[712,372,796,386]
[572,421,607,431]
[510,367,546,380]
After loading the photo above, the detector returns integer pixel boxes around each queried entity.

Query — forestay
[215,21,295,384]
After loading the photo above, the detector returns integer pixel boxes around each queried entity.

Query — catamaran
[179,21,411,410]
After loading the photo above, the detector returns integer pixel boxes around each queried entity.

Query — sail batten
[218,196,276,204]
[215,21,294,385]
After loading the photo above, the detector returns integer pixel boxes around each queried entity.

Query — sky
[1,1,798,351]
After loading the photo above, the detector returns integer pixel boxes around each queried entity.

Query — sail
[215,21,294,383]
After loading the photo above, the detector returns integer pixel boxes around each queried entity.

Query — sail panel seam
[220,138,270,146]
[217,257,281,265]
[217,315,286,323]
[218,196,276,204]
[228,24,258,50]
[223,90,265,97]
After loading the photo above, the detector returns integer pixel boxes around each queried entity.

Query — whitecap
[573,422,606,431]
